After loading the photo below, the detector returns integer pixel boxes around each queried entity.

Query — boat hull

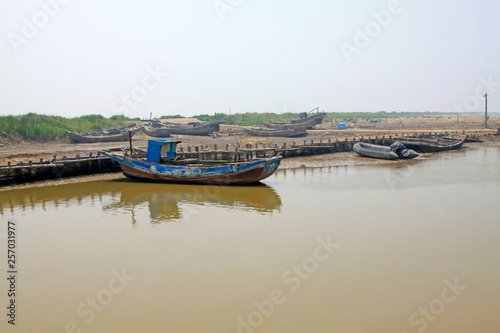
[101,152,281,185]
[66,126,142,143]
[66,130,131,143]
[394,136,466,153]
[244,127,307,137]
[168,122,221,136]
[263,113,326,129]
[143,127,172,137]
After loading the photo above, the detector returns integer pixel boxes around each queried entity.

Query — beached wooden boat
[393,135,466,153]
[167,121,221,136]
[66,125,142,143]
[244,126,307,137]
[353,142,418,160]
[101,139,281,185]
[143,126,171,138]
[262,111,326,129]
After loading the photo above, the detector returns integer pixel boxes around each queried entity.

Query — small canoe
[66,125,142,143]
[353,142,418,160]
[393,135,466,153]
[101,139,281,185]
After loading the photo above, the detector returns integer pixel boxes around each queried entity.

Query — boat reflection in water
[103,179,282,223]
[0,179,282,224]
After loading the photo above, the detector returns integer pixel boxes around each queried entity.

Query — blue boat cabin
[146,139,182,163]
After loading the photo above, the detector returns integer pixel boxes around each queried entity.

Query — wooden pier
[177,131,480,160]
[0,131,482,185]
[0,151,120,186]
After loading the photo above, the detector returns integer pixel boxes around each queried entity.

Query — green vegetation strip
[0,113,139,141]
[0,111,478,141]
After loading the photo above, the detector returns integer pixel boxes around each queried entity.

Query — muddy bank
[2,137,499,192]
[1,125,498,165]
[1,118,499,191]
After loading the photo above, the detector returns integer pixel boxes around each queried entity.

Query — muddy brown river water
[0,147,499,333]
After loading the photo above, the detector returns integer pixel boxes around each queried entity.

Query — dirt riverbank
[1,117,499,191]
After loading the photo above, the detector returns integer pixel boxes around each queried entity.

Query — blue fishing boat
[100,139,281,185]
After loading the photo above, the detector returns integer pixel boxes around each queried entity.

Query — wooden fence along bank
[0,131,483,185]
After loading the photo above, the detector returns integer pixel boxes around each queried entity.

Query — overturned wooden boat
[100,139,281,185]
[393,135,466,153]
[353,142,418,160]
[143,126,172,138]
[66,125,142,143]
[167,121,222,136]
[244,126,307,137]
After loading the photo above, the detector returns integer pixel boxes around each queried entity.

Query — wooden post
[128,130,133,154]
[28,160,33,177]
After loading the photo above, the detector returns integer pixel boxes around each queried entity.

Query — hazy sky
[1,0,499,119]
